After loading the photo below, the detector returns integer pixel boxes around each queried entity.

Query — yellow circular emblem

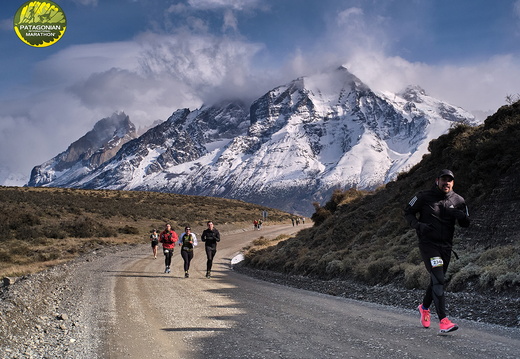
[13,1,67,47]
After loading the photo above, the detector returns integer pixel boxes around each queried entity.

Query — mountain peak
[28,112,137,187]
[93,111,135,139]
[400,85,427,102]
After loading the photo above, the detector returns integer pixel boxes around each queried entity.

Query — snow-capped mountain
[28,67,476,215]
[28,112,137,187]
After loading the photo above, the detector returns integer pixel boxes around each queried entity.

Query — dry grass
[243,234,290,254]
[0,186,291,278]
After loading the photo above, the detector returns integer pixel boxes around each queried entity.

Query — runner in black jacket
[404,169,470,333]
[201,221,220,278]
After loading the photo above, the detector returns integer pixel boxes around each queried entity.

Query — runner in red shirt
[159,223,178,274]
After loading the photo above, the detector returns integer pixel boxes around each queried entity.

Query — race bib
[430,257,444,268]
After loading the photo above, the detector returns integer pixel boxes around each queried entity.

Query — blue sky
[1,0,520,183]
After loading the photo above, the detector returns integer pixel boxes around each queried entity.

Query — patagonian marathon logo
[13,1,67,47]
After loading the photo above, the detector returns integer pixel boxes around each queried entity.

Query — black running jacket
[201,228,220,249]
[404,186,470,247]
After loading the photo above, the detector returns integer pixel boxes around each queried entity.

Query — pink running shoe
[418,304,431,328]
[439,317,459,333]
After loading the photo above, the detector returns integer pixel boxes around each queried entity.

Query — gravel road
[1,224,519,358]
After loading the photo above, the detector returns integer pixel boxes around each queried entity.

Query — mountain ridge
[28,67,477,215]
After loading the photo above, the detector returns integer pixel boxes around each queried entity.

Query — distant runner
[150,229,159,259]
[201,221,220,278]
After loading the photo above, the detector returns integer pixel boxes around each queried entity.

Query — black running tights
[181,250,194,271]
[163,249,173,267]
[419,243,452,320]
[205,246,217,272]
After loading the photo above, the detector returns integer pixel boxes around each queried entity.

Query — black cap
[438,169,454,179]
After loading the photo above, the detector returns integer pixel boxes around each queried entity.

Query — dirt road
[96,224,519,358]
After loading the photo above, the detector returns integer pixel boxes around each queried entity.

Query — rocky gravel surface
[1,244,519,358]
[0,244,128,359]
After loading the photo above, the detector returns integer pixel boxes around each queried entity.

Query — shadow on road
[162,327,227,332]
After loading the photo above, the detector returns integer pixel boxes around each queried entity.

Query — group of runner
[290,217,305,226]
[150,221,220,278]
[252,219,263,230]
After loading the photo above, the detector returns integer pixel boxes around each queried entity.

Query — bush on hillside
[311,189,367,226]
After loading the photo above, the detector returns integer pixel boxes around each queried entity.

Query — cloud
[342,50,520,116]
[0,18,12,32]
[272,4,391,79]
[166,3,189,14]
[136,31,265,103]
[223,9,239,32]
[70,0,98,6]
[514,0,520,36]
[32,42,142,85]
[22,31,265,109]
[336,7,364,25]
[0,92,93,179]
[188,0,263,11]
[515,0,520,17]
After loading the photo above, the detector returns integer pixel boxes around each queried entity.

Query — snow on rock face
[28,112,137,187]
[27,67,476,215]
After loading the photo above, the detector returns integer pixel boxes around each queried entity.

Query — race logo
[13,1,67,47]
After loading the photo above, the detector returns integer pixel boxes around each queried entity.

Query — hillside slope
[242,101,520,299]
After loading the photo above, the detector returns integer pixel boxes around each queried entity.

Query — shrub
[0,247,10,262]
[325,259,344,276]
[364,256,395,284]
[448,263,483,292]
[34,250,61,262]
[311,202,331,226]
[403,264,428,289]
[42,225,67,239]
[494,272,520,291]
[405,247,422,265]
[118,225,139,235]
[63,216,118,238]
[375,219,402,238]
[14,224,44,240]
[9,241,31,256]
[251,237,270,246]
